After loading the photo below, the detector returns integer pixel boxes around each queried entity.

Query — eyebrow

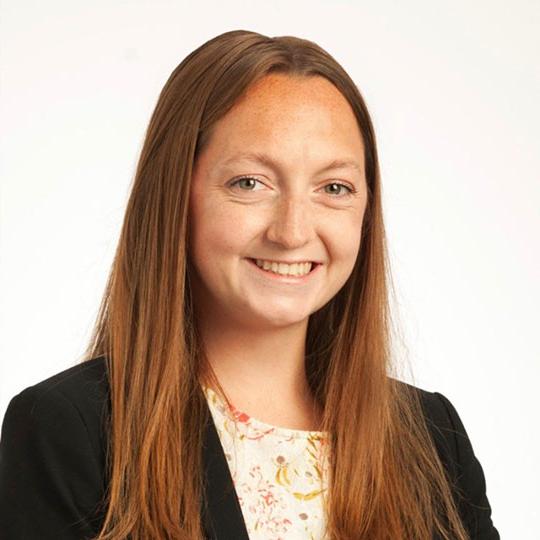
[219,151,363,175]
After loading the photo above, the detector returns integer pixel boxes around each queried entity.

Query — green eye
[229,177,356,197]
[324,182,354,196]
[231,176,261,190]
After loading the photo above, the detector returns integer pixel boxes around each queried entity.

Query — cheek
[190,199,259,261]
[326,212,364,262]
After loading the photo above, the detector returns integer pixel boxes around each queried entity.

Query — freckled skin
[188,74,368,425]
[189,74,367,331]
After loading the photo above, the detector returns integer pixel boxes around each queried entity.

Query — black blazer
[0,357,499,539]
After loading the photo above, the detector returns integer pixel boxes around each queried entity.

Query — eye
[323,182,356,197]
[229,176,264,191]
[228,176,356,198]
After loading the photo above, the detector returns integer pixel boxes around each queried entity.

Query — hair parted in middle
[83,29,469,540]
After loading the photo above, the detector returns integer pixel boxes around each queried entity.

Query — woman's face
[188,74,367,330]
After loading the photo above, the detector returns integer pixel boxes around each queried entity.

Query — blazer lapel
[201,400,250,540]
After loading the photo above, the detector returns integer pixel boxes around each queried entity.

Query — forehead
[200,74,364,166]
[239,73,352,113]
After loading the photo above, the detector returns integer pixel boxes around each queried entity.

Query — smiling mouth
[247,258,320,278]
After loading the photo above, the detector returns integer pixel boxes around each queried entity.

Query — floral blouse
[202,384,332,540]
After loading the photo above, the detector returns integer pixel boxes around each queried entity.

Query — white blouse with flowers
[201,384,332,540]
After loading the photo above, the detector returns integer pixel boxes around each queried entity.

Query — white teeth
[254,259,313,277]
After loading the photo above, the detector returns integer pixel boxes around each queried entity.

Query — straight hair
[82,29,469,539]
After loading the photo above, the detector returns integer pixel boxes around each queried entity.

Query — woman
[0,30,499,539]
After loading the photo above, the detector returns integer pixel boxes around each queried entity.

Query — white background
[1,1,539,537]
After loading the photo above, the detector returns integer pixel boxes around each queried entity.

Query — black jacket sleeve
[0,385,107,540]
[433,391,500,540]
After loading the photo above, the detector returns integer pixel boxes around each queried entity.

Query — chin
[247,308,310,329]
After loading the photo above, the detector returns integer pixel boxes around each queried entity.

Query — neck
[196,313,322,430]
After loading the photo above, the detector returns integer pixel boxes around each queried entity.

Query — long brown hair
[82,30,468,539]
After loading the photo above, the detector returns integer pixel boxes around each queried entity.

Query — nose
[265,196,315,249]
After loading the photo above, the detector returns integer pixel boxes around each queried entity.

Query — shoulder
[393,379,500,539]
[14,354,109,405]
[394,379,480,474]
[399,381,460,448]
[0,356,110,536]
[390,380,459,480]
[6,355,110,458]
[393,378,455,425]
[393,378,482,484]
[3,356,110,455]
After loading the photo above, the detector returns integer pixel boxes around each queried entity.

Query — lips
[248,258,319,272]
[248,258,320,266]
[246,258,321,283]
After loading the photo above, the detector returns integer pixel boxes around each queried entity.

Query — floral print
[202,384,331,540]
